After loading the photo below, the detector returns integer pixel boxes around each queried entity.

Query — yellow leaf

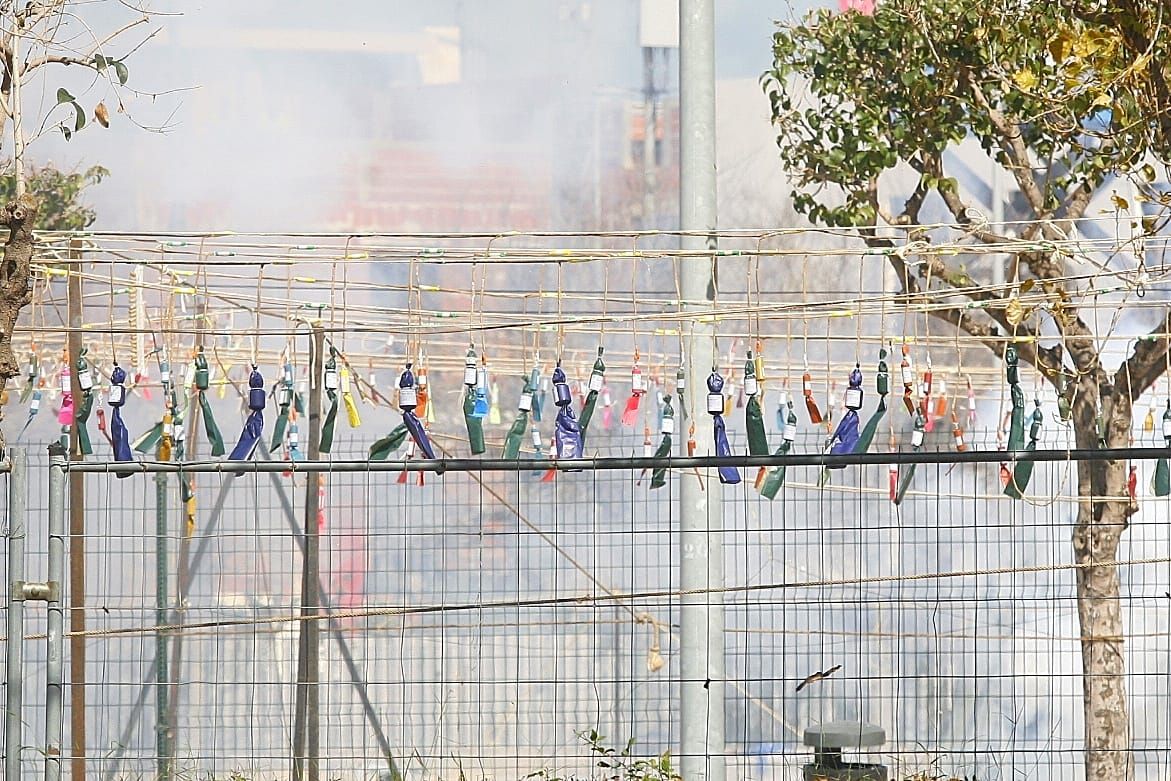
[1111,193,1130,211]
[94,101,109,128]
[1048,29,1073,62]
[1073,29,1103,58]
[1013,68,1038,90]
[1091,92,1113,108]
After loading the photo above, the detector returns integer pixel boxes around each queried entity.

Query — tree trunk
[1071,374,1135,781]
[0,193,38,450]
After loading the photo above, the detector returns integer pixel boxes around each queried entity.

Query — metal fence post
[5,448,28,781]
[679,3,726,781]
[292,325,325,781]
[154,468,172,780]
[45,444,67,781]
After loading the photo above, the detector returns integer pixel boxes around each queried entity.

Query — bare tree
[0,0,173,447]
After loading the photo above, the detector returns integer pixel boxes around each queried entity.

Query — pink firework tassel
[622,357,646,427]
[621,392,642,427]
[57,365,74,425]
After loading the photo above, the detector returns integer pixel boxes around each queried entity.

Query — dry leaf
[1005,296,1025,326]
[94,102,109,128]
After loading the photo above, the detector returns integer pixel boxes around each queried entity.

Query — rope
[9,553,1168,644]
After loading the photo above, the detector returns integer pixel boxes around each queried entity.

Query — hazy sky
[27,1,823,231]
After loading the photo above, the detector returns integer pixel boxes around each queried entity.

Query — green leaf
[55,87,75,105]
[92,53,108,70]
[60,125,72,141]
[112,60,129,86]
[72,102,86,132]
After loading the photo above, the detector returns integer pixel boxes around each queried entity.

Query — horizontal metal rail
[60,446,1171,474]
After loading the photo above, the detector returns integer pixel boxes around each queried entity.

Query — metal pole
[163,298,208,756]
[154,467,171,780]
[45,443,68,781]
[66,241,86,781]
[643,46,657,229]
[292,326,325,781]
[678,3,725,781]
[59,445,1171,474]
[5,448,28,781]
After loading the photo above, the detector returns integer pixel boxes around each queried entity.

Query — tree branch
[1115,309,1171,401]
[867,170,1065,384]
[918,253,1065,383]
[919,152,1016,244]
[965,77,1057,223]
[23,14,150,73]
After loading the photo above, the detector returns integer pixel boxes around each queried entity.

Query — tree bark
[0,193,38,449]
[1071,372,1135,781]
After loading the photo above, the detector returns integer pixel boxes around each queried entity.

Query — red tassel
[934,382,948,419]
[136,372,154,401]
[1128,466,1138,502]
[316,486,326,531]
[921,366,933,425]
[999,462,1011,487]
[802,372,823,424]
[417,471,426,487]
[622,392,642,427]
[754,467,767,490]
[396,469,408,484]
[541,468,556,482]
[804,393,822,425]
[888,464,898,503]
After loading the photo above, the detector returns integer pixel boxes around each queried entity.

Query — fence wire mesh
[4,430,1171,781]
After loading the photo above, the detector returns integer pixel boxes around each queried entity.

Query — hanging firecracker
[1155,400,1171,497]
[503,374,533,459]
[1005,399,1043,499]
[195,347,226,456]
[893,408,926,505]
[707,367,740,485]
[803,366,823,424]
[761,394,798,501]
[228,366,267,467]
[552,361,583,462]
[900,344,915,414]
[579,345,606,440]
[855,349,888,454]
[463,345,486,455]
[622,352,646,427]
[108,363,134,477]
[320,350,340,454]
[650,395,674,490]
[399,362,435,459]
[744,349,768,457]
